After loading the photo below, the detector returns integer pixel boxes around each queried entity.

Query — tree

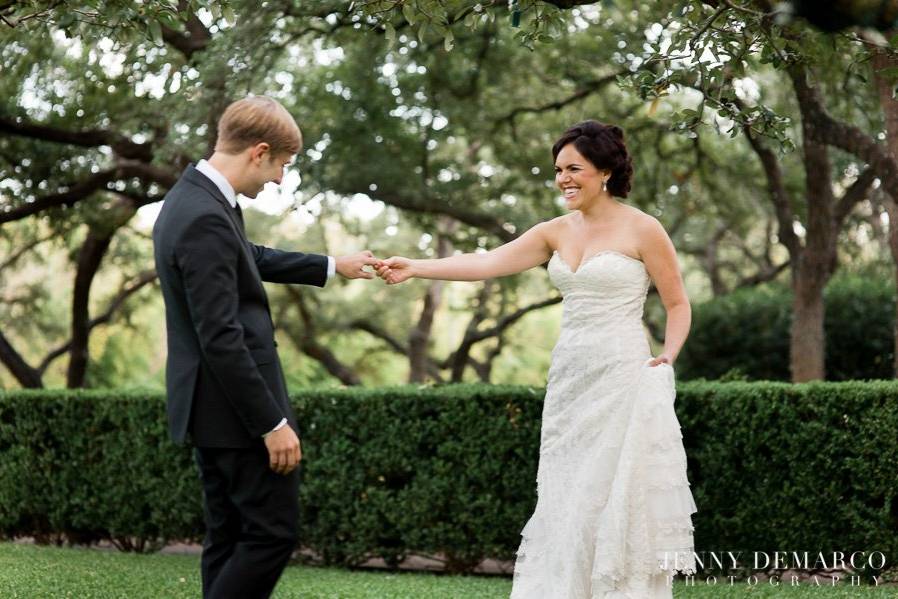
[3,0,890,388]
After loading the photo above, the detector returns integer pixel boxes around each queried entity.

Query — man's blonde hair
[215,96,302,156]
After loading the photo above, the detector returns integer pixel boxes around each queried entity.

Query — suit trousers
[194,444,300,599]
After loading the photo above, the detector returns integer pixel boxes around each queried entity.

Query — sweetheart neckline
[551,249,645,274]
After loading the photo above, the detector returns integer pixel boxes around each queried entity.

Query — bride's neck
[579,195,618,222]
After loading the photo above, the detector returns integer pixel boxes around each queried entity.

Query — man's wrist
[262,417,288,438]
[326,256,336,279]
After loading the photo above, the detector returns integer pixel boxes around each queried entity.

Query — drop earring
[602,179,608,192]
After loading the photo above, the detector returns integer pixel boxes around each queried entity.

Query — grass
[0,542,894,598]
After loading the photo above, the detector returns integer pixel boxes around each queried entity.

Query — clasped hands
[334,251,413,285]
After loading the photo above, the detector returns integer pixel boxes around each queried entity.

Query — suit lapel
[183,166,271,314]
[184,166,248,243]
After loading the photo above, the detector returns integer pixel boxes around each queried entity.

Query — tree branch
[834,167,877,228]
[349,319,409,354]
[374,189,516,242]
[787,63,898,205]
[741,121,802,258]
[0,115,152,161]
[38,269,157,375]
[159,0,211,60]
[463,294,562,345]
[493,70,627,131]
[0,233,54,272]
[444,288,561,380]
[0,330,42,388]
[284,287,361,386]
[539,0,598,7]
[0,162,177,224]
[0,168,117,224]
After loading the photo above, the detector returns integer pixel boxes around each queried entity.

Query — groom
[153,96,377,598]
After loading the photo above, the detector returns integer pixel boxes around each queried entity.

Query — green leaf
[402,2,416,26]
[222,5,236,26]
[443,30,454,52]
[385,22,396,46]
[148,20,163,46]
[58,12,75,28]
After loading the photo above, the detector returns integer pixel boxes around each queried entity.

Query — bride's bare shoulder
[622,204,666,231]
[537,214,576,247]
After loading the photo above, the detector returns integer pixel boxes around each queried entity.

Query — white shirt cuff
[326,256,336,279]
[263,417,288,437]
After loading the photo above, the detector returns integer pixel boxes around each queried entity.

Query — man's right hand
[335,250,379,279]
[263,424,302,475]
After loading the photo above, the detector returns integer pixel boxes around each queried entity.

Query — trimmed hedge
[676,276,896,381]
[676,380,898,574]
[1,383,897,574]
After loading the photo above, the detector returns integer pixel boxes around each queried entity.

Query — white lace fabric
[511,251,697,599]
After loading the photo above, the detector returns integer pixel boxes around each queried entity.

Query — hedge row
[677,276,896,381]
[1,383,896,574]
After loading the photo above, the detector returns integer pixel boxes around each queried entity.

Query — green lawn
[0,542,893,598]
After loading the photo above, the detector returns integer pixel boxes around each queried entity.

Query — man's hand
[263,424,302,475]
[375,256,415,285]
[335,250,378,279]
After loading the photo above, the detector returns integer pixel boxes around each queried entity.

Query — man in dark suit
[153,96,377,598]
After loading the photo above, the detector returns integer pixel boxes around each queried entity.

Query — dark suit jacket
[153,165,328,447]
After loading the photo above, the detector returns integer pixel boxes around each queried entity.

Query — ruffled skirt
[512,359,696,599]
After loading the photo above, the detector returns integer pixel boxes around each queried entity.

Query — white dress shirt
[196,159,333,437]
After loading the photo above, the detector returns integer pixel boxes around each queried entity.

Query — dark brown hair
[552,120,634,198]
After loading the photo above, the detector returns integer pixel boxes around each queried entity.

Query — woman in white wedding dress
[376,121,696,598]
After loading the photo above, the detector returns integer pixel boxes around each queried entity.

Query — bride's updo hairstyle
[552,120,634,198]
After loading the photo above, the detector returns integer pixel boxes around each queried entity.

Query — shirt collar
[195,159,237,208]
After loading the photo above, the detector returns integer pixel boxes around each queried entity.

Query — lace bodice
[548,249,651,326]
[546,250,654,373]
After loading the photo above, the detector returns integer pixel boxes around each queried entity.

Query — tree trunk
[66,229,113,388]
[885,198,898,377]
[66,197,137,388]
[450,282,492,382]
[790,267,827,381]
[407,219,454,383]
[788,66,841,382]
[871,43,898,378]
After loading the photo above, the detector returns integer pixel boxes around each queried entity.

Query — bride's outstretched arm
[377,221,553,284]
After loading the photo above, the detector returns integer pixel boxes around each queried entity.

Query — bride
[376,120,696,598]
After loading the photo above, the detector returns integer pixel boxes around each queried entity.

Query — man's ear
[249,142,271,165]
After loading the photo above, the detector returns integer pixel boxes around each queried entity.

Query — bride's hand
[647,354,674,367]
[376,256,415,285]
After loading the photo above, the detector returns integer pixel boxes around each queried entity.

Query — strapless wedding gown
[511,250,697,599]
